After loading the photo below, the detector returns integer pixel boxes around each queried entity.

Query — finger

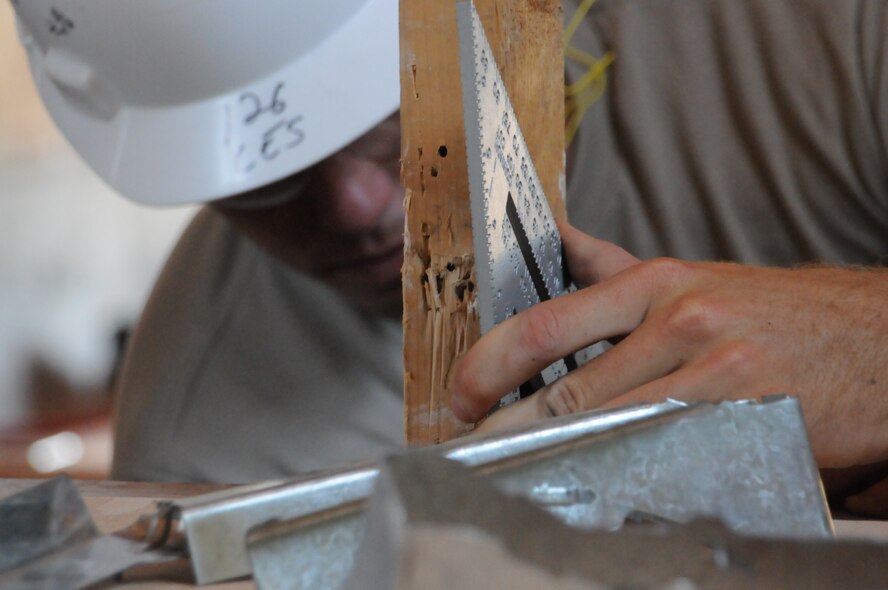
[452,268,654,422]
[597,373,719,412]
[478,346,743,434]
[474,319,714,432]
[558,220,640,288]
[534,318,688,416]
[595,348,758,412]
[472,393,552,435]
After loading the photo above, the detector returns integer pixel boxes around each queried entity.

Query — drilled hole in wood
[446,262,456,272]
[430,166,439,177]
[438,145,448,158]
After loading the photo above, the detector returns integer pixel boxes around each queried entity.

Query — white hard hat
[13,0,400,205]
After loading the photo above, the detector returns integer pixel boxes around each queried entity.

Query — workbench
[2,478,887,589]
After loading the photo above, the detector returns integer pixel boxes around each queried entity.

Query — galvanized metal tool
[341,453,888,590]
[0,402,689,586]
[150,401,695,584]
[458,0,605,407]
[0,397,831,588]
[245,396,831,590]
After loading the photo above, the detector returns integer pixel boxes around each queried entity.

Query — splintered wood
[401,0,565,445]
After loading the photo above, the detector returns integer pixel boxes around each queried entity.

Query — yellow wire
[564,0,598,47]
[563,0,614,146]
[566,51,614,97]
[565,78,606,146]
[565,45,600,67]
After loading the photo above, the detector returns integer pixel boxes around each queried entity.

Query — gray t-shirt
[112,0,887,483]
[567,0,887,264]
[111,208,405,482]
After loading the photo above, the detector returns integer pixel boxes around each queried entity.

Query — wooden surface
[400,0,566,446]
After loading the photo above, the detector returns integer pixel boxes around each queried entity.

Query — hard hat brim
[25,0,400,206]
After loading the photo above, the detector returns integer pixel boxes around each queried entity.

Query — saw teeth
[458,0,569,397]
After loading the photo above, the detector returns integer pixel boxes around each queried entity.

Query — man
[14,0,406,481]
[14,0,887,483]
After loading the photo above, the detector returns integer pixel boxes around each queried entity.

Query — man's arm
[452,221,888,469]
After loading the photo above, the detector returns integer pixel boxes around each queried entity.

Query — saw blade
[458,0,586,408]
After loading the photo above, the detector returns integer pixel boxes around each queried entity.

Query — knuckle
[661,294,721,343]
[519,305,565,359]
[543,376,592,417]
[709,341,758,378]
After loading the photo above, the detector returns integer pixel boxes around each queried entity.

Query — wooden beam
[400,0,564,445]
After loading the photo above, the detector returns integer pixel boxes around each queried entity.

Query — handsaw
[457,0,605,409]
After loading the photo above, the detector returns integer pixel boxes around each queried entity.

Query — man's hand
[451,222,888,468]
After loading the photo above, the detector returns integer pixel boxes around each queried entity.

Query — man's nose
[318,152,401,235]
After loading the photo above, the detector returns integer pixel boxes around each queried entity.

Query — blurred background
[0,3,195,479]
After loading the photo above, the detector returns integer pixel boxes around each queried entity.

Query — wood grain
[401,0,565,445]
